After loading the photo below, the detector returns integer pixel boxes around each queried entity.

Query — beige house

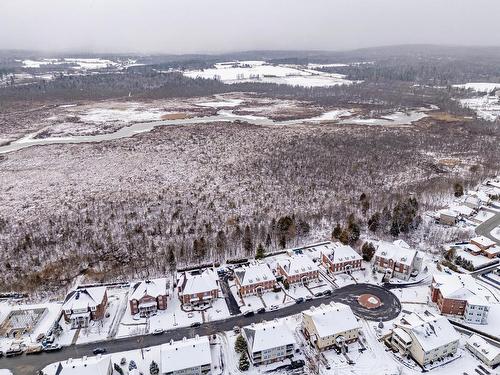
[390,311,460,367]
[466,334,500,368]
[302,302,361,351]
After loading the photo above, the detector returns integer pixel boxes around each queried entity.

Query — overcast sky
[1,0,500,54]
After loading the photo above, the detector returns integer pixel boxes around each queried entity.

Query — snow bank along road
[1,284,400,375]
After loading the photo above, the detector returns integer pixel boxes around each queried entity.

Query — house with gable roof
[276,254,319,285]
[320,242,362,274]
[129,278,170,316]
[235,263,276,297]
[373,240,421,280]
[62,286,108,329]
[177,269,219,306]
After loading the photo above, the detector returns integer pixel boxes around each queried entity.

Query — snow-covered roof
[324,244,362,264]
[432,273,489,304]
[471,236,496,248]
[374,240,417,266]
[439,209,459,218]
[235,263,275,286]
[178,269,218,296]
[464,195,481,206]
[62,287,107,312]
[161,336,211,373]
[130,278,169,301]
[243,320,295,353]
[466,334,500,363]
[399,312,459,352]
[56,355,111,375]
[451,205,475,217]
[392,327,412,344]
[302,302,361,338]
[277,255,318,276]
[483,246,500,256]
[468,190,491,203]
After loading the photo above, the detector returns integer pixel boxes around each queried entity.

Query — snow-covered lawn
[183,60,355,87]
[455,248,499,270]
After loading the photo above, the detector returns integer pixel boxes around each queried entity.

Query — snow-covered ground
[21,57,141,70]
[453,82,500,93]
[340,110,428,126]
[183,60,355,87]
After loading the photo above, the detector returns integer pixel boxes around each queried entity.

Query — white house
[55,355,112,375]
[235,263,276,296]
[390,311,460,367]
[466,334,500,368]
[373,240,421,280]
[242,320,295,365]
[302,302,361,351]
[161,336,212,375]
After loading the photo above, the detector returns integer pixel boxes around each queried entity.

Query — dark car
[295,297,305,304]
[323,289,333,296]
[256,307,266,314]
[190,322,202,328]
[243,310,254,317]
[289,359,305,369]
[93,347,106,355]
[314,291,324,297]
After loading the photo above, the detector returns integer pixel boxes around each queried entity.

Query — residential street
[475,209,500,245]
[0,283,400,375]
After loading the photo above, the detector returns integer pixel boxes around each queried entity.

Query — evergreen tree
[234,334,248,353]
[361,242,376,261]
[255,243,265,259]
[368,212,380,232]
[453,182,464,197]
[239,352,250,371]
[332,223,342,239]
[167,246,176,273]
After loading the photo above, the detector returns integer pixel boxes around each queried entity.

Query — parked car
[269,305,279,311]
[152,329,164,335]
[43,344,62,352]
[92,347,106,355]
[36,333,46,342]
[289,359,305,369]
[26,344,43,355]
[295,297,305,304]
[5,346,24,357]
[314,291,324,297]
[256,307,266,314]
[243,310,254,317]
[305,295,313,301]
[323,289,333,296]
[190,322,202,328]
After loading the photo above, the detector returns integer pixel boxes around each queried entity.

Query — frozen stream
[0,109,426,154]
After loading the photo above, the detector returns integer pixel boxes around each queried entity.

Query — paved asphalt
[0,283,400,375]
[475,209,500,245]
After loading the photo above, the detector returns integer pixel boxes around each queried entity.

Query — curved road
[475,209,500,246]
[0,283,400,375]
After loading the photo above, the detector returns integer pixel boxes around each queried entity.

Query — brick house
[177,269,219,306]
[321,244,362,274]
[470,236,499,259]
[276,255,319,285]
[235,263,276,297]
[129,278,170,317]
[431,274,490,324]
[372,240,421,281]
[62,286,108,329]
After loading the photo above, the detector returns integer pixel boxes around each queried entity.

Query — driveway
[475,210,500,245]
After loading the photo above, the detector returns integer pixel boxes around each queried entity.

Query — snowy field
[340,110,428,126]
[453,82,500,93]
[183,60,355,87]
[21,57,141,70]
[459,95,500,121]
